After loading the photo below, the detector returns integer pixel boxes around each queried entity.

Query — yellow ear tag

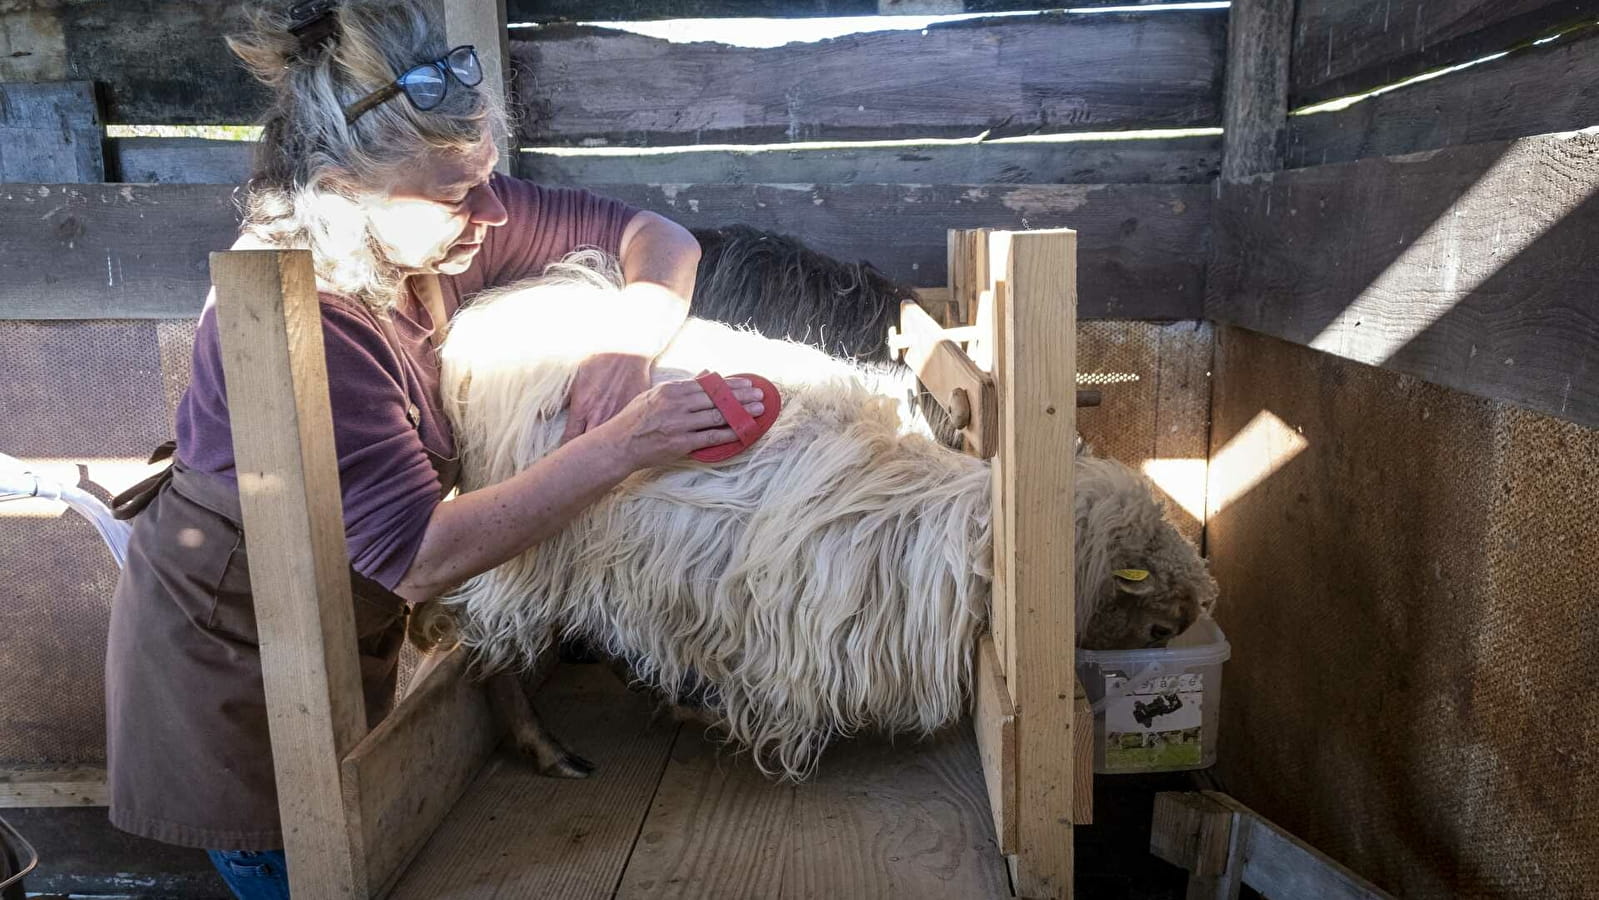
[1113,569,1150,582]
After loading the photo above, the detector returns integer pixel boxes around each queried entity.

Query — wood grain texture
[211,249,366,897]
[510,0,1187,20]
[106,137,254,184]
[895,301,997,456]
[0,766,106,808]
[518,137,1224,187]
[973,635,1017,853]
[0,81,103,182]
[341,647,500,895]
[1290,0,1599,106]
[511,13,1225,146]
[1200,792,1396,900]
[0,183,238,319]
[446,0,512,176]
[1208,129,1599,430]
[388,665,679,900]
[1219,0,1291,182]
[1286,25,1599,169]
[1003,230,1078,899]
[595,183,1211,317]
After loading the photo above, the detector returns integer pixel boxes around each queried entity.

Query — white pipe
[0,452,133,570]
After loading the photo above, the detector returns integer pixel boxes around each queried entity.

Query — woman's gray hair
[226,0,509,309]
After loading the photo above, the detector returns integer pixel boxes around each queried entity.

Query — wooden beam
[893,301,998,457]
[1152,792,1397,900]
[0,766,107,808]
[1286,25,1599,168]
[1290,0,1599,107]
[973,635,1017,853]
[0,81,103,182]
[1208,129,1599,430]
[511,13,1225,146]
[211,249,367,897]
[343,646,500,895]
[444,0,511,176]
[1003,230,1078,899]
[1220,0,1292,182]
[107,136,254,184]
[507,0,1180,19]
[1072,682,1092,827]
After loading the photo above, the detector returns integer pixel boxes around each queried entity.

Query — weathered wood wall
[1206,326,1599,899]
[1208,129,1599,431]
[508,0,1182,20]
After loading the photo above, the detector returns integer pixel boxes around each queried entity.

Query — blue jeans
[206,850,290,900]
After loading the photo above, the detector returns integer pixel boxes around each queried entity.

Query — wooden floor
[390,664,1011,899]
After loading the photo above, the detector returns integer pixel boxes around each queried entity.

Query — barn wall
[1205,326,1599,899]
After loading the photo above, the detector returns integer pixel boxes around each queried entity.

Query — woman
[102,2,764,895]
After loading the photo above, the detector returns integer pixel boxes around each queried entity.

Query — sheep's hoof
[539,751,596,779]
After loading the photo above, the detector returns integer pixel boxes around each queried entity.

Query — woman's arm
[393,375,765,603]
[560,211,702,442]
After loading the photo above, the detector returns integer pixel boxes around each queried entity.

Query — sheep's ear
[1113,568,1155,594]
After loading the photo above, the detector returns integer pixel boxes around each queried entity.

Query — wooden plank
[1072,680,1092,827]
[1003,229,1078,899]
[984,229,1014,680]
[445,0,512,176]
[1208,129,1599,430]
[947,228,990,327]
[596,183,1211,316]
[509,0,1193,22]
[518,137,1224,188]
[0,183,238,320]
[107,137,254,184]
[973,635,1017,854]
[1291,0,1599,106]
[0,81,103,182]
[0,766,106,808]
[1150,792,1236,900]
[1220,0,1291,182]
[1286,25,1599,169]
[211,250,367,897]
[388,665,680,900]
[511,13,1225,146]
[783,720,1010,898]
[341,647,499,895]
[894,301,998,457]
[614,726,795,899]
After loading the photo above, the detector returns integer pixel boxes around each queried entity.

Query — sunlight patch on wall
[1205,410,1309,518]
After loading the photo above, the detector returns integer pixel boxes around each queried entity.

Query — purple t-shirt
[175,175,641,590]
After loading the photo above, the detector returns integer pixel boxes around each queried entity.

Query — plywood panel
[1207,326,1599,899]
[512,13,1224,146]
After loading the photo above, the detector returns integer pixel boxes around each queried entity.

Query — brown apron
[105,278,458,851]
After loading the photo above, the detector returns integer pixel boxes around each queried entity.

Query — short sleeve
[476,175,642,289]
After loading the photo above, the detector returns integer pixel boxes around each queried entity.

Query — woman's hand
[561,353,653,444]
[597,376,766,470]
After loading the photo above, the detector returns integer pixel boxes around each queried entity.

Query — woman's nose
[468,182,508,227]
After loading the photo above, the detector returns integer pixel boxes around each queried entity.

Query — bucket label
[1103,671,1204,770]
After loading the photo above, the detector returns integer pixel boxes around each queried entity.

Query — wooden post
[1003,230,1078,899]
[1220,0,1293,182]
[212,250,368,897]
[443,0,511,175]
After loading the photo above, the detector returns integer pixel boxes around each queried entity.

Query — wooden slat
[211,249,367,897]
[1286,25,1599,169]
[973,634,1017,853]
[518,137,1224,188]
[1003,229,1078,899]
[512,13,1225,146]
[1208,129,1599,431]
[1291,0,1599,107]
[984,229,1014,680]
[107,137,254,184]
[509,0,1187,20]
[1072,681,1093,827]
[0,766,106,808]
[445,0,512,176]
[1150,791,1236,900]
[1219,0,1291,182]
[388,665,680,900]
[596,183,1211,316]
[0,183,238,320]
[894,301,998,457]
[0,81,103,182]
[947,228,991,327]
[341,647,500,895]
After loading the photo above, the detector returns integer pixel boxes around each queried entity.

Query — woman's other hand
[561,353,653,443]
[598,377,766,469]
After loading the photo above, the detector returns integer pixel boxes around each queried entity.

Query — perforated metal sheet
[1207,326,1599,899]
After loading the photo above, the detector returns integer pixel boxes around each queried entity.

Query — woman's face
[361,139,508,276]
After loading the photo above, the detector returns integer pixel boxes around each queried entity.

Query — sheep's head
[1074,454,1218,650]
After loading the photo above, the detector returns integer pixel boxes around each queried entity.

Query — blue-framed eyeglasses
[343,45,483,124]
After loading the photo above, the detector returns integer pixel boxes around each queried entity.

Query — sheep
[436,253,1216,778]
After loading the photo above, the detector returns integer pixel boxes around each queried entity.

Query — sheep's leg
[488,646,595,779]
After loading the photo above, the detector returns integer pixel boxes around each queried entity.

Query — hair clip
[289,0,340,54]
